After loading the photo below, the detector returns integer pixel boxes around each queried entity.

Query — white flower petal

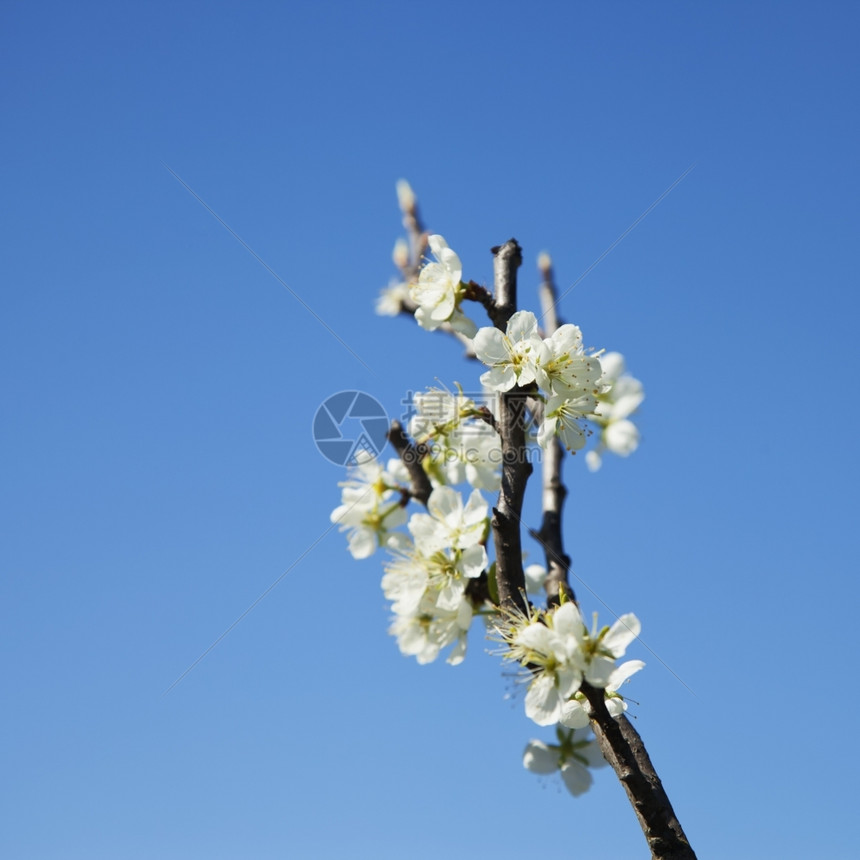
[607,659,645,691]
[605,420,640,456]
[558,417,587,452]
[448,309,477,338]
[436,579,466,612]
[598,351,625,382]
[459,544,487,578]
[602,613,641,657]
[347,527,376,559]
[585,655,616,688]
[480,365,517,392]
[606,697,627,718]
[506,310,539,342]
[427,485,461,521]
[560,761,593,796]
[552,602,585,638]
[524,563,547,594]
[446,636,467,665]
[585,450,603,472]
[473,327,510,366]
[515,622,554,653]
[556,666,584,699]
[559,698,590,729]
[523,740,559,774]
[525,674,562,726]
[578,738,609,769]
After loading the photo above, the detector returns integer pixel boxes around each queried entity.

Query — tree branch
[396,179,428,282]
[534,251,694,857]
[463,279,503,327]
[489,239,531,614]
[490,238,522,328]
[537,250,563,333]
[529,438,572,607]
[389,182,481,358]
[387,420,432,506]
[531,252,573,606]
[581,684,696,860]
[393,300,479,359]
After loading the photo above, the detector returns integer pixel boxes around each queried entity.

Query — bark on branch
[488,240,531,614]
[581,684,696,859]
[387,420,432,506]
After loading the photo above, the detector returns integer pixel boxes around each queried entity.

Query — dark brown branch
[387,421,432,506]
[488,239,531,614]
[581,684,696,859]
[463,279,502,327]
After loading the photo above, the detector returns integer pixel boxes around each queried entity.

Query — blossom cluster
[329,436,496,664]
[383,486,489,665]
[330,455,410,559]
[339,209,648,798]
[499,600,643,727]
[409,235,478,337]
[408,387,502,491]
[586,351,645,471]
[380,230,644,460]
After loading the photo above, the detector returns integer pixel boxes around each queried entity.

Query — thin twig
[387,421,432,506]
[463,279,501,326]
[394,300,478,359]
[532,252,574,606]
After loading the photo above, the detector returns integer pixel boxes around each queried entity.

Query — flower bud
[538,251,553,275]
[396,179,416,214]
[392,237,409,269]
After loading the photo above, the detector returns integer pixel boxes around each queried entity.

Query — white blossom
[381,553,431,618]
[536,324,602,397]
[508,602,587,726]
[473,310,549,392]
[409,235,477,337]
[605,659,646,717]
[502,601,642,726]
[558,659,645,727]
[524,563,547,595]
[579,612,642,688]
[437,428,502,491]
[330,456,410,559]
[408,486,489,562]
[408,388,501,491]
[537,390,596,452]
[388,589,473,666]
[587,352,644,471]
[375,280,410,316]
[523,728,608,797]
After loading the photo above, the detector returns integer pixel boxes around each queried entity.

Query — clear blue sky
[2,2,858,857]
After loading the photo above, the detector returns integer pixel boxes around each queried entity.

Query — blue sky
[2,2,858,857]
